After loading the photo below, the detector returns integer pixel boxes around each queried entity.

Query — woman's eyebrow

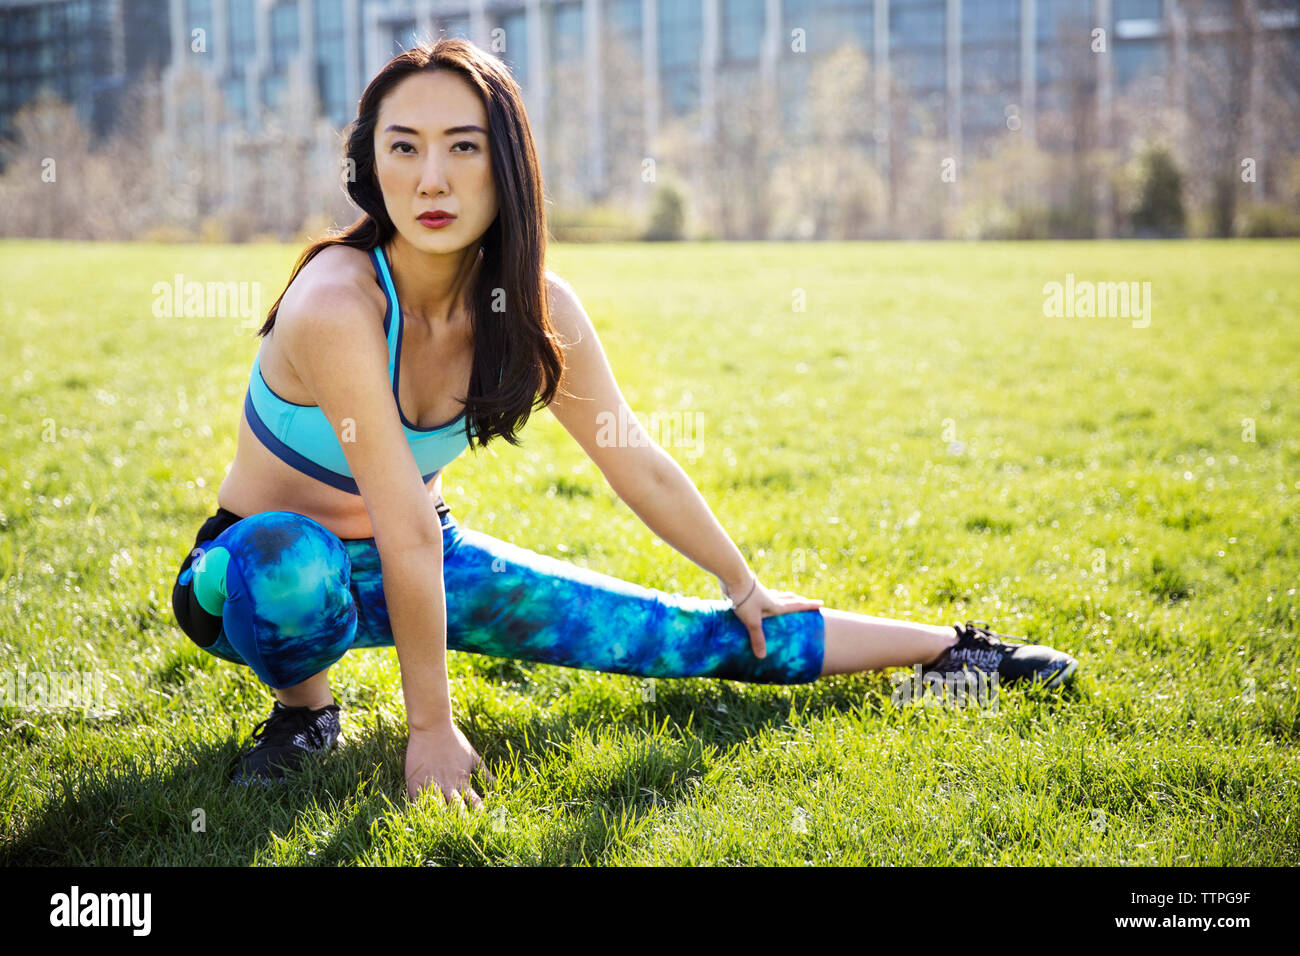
[382,124,487,136]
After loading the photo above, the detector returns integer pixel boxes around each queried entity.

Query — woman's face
[373,70,498,254]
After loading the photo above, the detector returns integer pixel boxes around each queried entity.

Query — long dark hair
[256,37,565,450]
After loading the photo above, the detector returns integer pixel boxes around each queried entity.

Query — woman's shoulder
[257,245,390,404]
[544,268,573,297]
[278,244,386,334]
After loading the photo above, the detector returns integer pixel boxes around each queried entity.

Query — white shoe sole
[1044,657,1078,688]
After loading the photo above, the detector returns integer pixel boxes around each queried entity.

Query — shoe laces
[247,702,337,752]
[957,620,1006,647]
[944,621,1008,670]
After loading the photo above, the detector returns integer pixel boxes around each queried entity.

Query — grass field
[1,238,1297,866]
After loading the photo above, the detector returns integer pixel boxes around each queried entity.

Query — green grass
[1,238,1297,865]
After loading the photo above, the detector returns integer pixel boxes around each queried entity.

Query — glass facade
[270,1,300,61]
[607,0,642,44]
[0,0,168,140]
[723,0,763,63]
[316,0,349,126]
[442,16,473,41]
[3,0,1293,190]
[890,0,947,95]
[779,0,872,58]
[1114,0,1163,18]
[1036,0,1091,115]
[389,18,421,52]
[229,0,256,69]
[497,9,529,81]
[962,0,1018,143]
[549,1,584,66]
[1037,0,1087,43]
[1115,35,1167,88]
[186,0,214,50]
[604,0,642,91]
[659,0,702,116]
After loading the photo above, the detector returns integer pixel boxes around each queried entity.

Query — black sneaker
[230,700,341,786]
[927,620,1078,688]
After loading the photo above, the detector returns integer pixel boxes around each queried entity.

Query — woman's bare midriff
[216,244,473,542]
[215,407,449,540]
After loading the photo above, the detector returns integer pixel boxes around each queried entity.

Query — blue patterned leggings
[170,503,826,690]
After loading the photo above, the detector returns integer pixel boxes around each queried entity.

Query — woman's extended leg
[344,514,827,685]
[819,609,958,676]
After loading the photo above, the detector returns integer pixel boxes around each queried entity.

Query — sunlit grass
[1,238,1297,865]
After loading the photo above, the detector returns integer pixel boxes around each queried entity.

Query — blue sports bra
[243,244,471,495]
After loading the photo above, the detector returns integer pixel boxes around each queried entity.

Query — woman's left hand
[727,580,824,660]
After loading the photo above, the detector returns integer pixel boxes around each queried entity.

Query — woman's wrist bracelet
[723,573,758,610]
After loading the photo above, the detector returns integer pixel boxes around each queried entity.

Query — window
[497,11,529,81]
[271,1,300,61]
[1115,37,1167,88]
[442,16,473,41]
[229,0,255,67]
[724,0,764,63]
[550,2,583,63]
[1114,0,1163,18]
[659,0,702,115]
[963,0,1018,44]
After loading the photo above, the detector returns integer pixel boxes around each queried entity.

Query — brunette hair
[255,36,565,450]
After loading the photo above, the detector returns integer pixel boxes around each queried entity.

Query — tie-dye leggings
[170,502,826,690]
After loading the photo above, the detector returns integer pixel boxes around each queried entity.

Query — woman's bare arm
[276,279,454,726]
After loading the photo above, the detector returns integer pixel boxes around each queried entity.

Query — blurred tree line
[2,4,1297,243]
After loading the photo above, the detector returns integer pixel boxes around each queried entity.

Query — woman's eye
[392,142,414,154]
[453,141,478,152]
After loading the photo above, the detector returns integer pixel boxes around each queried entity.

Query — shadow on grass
[0,662,1087,866]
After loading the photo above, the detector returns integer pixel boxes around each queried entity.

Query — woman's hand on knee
[732,581,824,660]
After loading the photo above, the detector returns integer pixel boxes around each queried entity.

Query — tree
[0,93,92,238]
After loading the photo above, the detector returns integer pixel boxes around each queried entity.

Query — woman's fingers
[762,599,825,620]
[783,593,823,607]
[441,785,484,812]
[769,590,823,605]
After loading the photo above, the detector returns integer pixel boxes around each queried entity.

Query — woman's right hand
[405,721,491,809]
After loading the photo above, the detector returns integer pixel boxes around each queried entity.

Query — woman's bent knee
[206,511,357,688]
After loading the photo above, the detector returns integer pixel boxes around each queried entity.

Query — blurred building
[3,0,1297,196]
[0,0,170,140]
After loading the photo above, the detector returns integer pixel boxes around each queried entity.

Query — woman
[170,38,1078,810]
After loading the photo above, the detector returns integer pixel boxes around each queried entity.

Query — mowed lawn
[0,238,1297,866]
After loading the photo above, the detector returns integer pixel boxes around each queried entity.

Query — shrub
[644,183,686,241]
[1130,144,1186,238]
[1237,203,1300,238]
[548,203,643,242]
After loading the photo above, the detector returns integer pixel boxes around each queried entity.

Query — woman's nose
[418,158,450,194]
